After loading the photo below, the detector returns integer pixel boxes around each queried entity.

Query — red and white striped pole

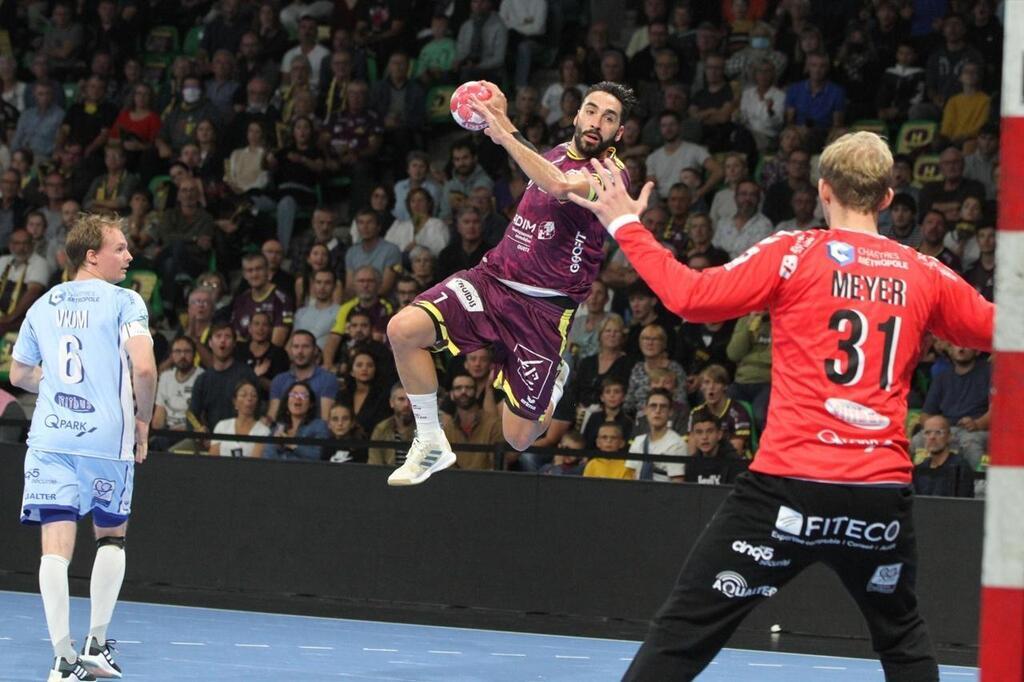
[979,1,1024,679]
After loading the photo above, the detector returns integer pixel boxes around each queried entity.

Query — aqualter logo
[712,571,777,599]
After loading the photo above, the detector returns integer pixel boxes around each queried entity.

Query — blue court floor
[0,590,977,681]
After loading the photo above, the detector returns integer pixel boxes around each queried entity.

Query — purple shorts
[414,269,575,420]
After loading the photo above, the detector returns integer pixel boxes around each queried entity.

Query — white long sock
[88,545,126,644]
[408,392,443,440]
[39,554,76,661]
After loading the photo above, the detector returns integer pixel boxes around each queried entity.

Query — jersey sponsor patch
[867,562,903,594]
[91,478,115,508]
[444,278,484,312]
[827,241,856,266]
[513,343,553,410]
[824,398,890,430]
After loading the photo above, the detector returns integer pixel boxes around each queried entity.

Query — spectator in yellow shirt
[583,421,632,479]
[940,61,990,143]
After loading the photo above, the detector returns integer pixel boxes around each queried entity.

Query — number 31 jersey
[13,280,150,461]
[611,221,995,485]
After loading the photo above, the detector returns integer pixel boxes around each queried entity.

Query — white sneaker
[387,433,457,486]
[48,656,95,681]
[79,637,121,679]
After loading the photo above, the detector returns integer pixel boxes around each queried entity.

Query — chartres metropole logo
[827,241,856,267]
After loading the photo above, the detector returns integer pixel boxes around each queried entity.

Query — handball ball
[450,81,494,131]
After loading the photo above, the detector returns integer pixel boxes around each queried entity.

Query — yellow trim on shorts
[493,369,521,409]
[556,308,573,355]
[414,301,461,355]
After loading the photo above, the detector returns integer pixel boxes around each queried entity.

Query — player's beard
[573,126,617,158]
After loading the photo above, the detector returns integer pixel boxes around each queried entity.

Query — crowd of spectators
[0,0,1002,498]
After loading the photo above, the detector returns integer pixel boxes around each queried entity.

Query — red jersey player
[569,132,994,682]
[385,81,634,486]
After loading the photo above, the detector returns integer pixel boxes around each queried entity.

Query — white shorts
[21,448,134,527]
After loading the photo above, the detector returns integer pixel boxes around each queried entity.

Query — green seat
[426,84,457,125]
[895,119,937,155]
[148,175,172,211]
[142,54,173,86]
[366,54,378,82]
[0,330,18,382]
[735,399,759,455]
[144,25,179,55]
[913,154,942,185]
[120,269,164,318]
[62,81,78,104]
[182,25,204,56]
[148,174,170,195]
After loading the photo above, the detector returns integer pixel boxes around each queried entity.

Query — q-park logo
[44,414,97,438]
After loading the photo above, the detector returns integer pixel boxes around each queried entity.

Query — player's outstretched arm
[467,86,587,200]
[929,264,995,353]
[569,158,783,322]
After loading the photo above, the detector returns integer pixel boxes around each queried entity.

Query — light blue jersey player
[11,215,157,682]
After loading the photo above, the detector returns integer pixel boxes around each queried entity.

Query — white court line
[555,655,590,659]
[749,663,783,667]
[0,636,11,640]
[170,641,206,646]
[813,666,847,670]
[490,652,526,657]
[118,640,141,644]
[364,647,399,652]
[427,650,462,655]
[298,645,333,650]
[235,643,270,648]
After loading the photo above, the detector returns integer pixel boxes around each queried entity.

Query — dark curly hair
[584,81,639,122]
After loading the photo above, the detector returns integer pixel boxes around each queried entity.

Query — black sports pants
[623,472,939,682]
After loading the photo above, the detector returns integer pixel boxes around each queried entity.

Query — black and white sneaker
[79,638,122,679]
[47,656,96,682]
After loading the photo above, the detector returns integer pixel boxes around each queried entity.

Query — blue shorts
[21,449,134,527]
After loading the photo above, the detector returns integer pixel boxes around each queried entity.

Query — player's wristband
[511,130,537,153]
[606,214,641,238]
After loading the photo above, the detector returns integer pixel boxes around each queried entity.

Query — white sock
[88,544,126,645]
[549,361,569,411]
[408,391,443,440]
[39,554,76,661]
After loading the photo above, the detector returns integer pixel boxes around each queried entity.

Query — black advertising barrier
[0,446,982,649]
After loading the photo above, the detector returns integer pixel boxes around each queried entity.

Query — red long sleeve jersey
[611,220,995,484]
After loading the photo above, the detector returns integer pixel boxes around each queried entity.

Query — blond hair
[818,131,893,213]
[65,213,124,272]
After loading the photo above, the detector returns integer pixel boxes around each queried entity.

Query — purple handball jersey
[478,144,628,303]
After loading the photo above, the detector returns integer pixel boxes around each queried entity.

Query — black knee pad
[96,536,126,550]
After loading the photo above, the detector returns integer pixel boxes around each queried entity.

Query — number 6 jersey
[608,218,995,484]
[13,280,151,461]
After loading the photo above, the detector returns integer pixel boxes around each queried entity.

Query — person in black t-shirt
[912,415,974,498]
[683,410,748,485]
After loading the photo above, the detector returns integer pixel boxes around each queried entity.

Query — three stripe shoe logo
[421,449,443,468]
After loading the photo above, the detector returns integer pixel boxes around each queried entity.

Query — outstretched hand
[467,81,514,145]
[566,158,656,229]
